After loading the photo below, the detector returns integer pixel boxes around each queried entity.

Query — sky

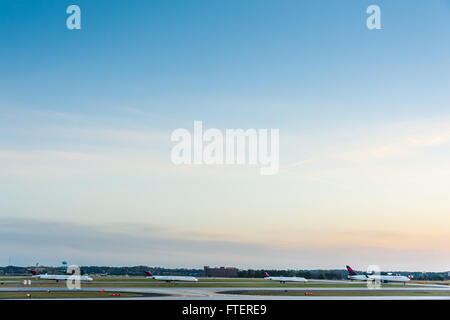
[0,0,450,271]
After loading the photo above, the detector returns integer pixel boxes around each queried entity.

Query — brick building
[203,266,238,278]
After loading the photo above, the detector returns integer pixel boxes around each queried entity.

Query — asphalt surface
[1,283,450,300]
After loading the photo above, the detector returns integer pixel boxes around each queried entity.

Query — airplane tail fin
[263,272,269,278]
[29,262,39,276]
[145,271,152,277]
[346,265,357,276]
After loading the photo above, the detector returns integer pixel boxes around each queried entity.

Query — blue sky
[2,0,450,126]
[1,1,450,270]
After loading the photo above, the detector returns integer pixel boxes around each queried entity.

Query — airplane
[346,265,410,284]
[145,271,198,282]
[29,263,93,282]
[30,270,93,281]
[263,272,307,284]
[345,266,369,281]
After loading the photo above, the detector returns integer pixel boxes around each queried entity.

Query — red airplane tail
[263,272,269,278]
[346,265,357,276]
[30,262,39,276]
[145,271,152,277]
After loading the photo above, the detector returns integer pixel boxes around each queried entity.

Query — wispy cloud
[0,149,171,179]
[0,218,448,270]
[337,117,450,162]
[0,218,291,268]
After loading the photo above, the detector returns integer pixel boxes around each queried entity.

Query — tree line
[0,266,448,281]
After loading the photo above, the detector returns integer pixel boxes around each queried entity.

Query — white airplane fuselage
[146,275,198,282]
[348,274,370,281]
[265,276,307,283]
[348,274,410,283]
[32,274,93,281]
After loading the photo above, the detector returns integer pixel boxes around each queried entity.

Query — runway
[1,284,449,300]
